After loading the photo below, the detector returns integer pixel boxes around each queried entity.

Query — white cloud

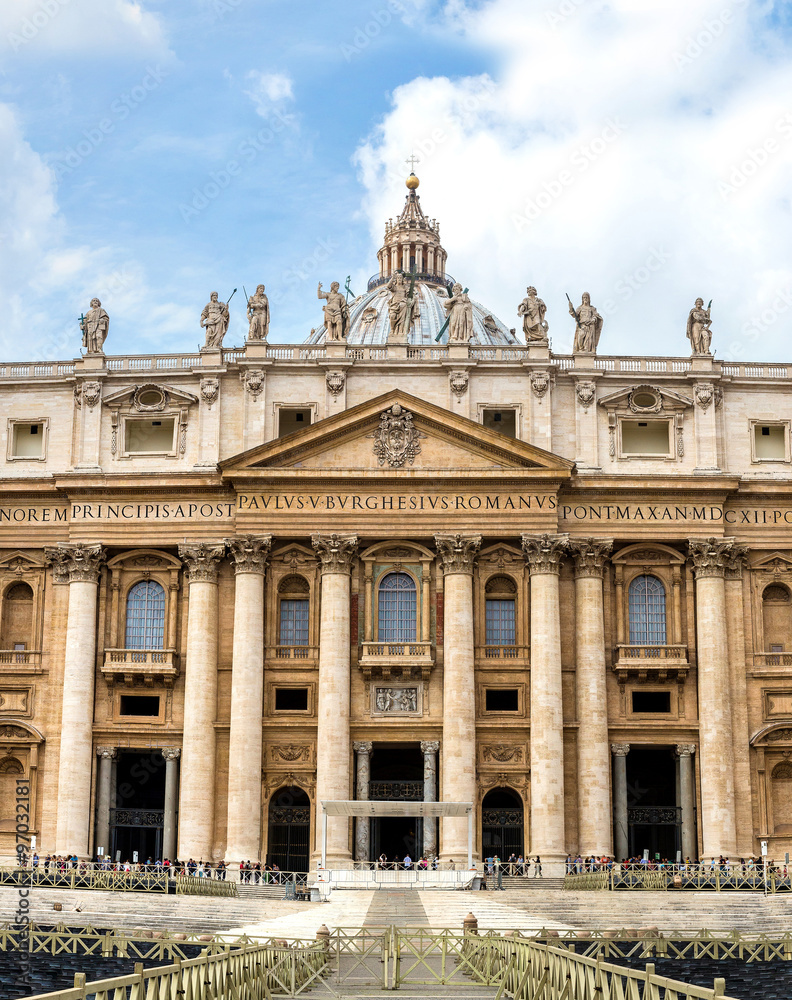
[1,0,170,57]
[244,70,294,117]
[354,0,792,361]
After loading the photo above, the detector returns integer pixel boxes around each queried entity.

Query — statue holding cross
[80,298,109,355]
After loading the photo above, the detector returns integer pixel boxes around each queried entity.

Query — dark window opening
[275,687,309,711]
[631,691,671,713]
[482,409,516,438]
[485,688,519,712]
[119,695,160,717]
[278,409,312,437]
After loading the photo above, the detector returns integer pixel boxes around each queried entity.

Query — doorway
[109,749,165,863]
[368,744,424,862]
[482,787,524,859]
[267,786,310,872]
[626,746,681,860]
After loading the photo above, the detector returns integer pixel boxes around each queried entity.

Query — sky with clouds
[1,0,791,361]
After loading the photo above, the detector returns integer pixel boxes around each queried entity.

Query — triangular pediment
[220,390,574,477]
[598,384,692,411]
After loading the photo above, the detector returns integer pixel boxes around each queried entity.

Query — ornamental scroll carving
[435,533,481,576]
[311,533,358,574]
[270,745,311,762]
[369,403,424,468]
[766,728,792,743]
[225,535,272,575]
[0,725,29,739]
[45,543,106,585]
[482,745,524,763]
[178,542,225,583]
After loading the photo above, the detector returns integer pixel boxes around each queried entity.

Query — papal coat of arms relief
[369,403,424,468]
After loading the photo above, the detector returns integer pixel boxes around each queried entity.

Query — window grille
[485,599,516,645]
[378,572,417,641]
[125,580,165,649]
[280,599,309,646]
[628,575,666,645]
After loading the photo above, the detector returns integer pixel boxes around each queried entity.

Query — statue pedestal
[447,345,469,361]
[573,350,597,371]
[388,342,408,360]
[77,353,106,372]
[526,341,550,361]
[690,353,715,373]
[245,342,268,360]
[325,343,347,360]
[200,348,223,367]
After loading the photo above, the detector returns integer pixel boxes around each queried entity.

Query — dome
[305,280,519,347]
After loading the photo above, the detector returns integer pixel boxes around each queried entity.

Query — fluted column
[224,535,271,863]
[421,740,440,858]
[724,547,753,857]
[569,539,613,857]
[435,534,481,859]
[45,543,106,857]
[177,542,225,860]
[611,743,630,861]
[354,741,373,862]
[676,744,697,860]
[688,538,737,857]
[522,534,568,863]
[312,533,358,864]
[95,746,116,859]
[161,748,180,862]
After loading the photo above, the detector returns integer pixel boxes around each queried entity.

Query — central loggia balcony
[612,644,689,683]
[267,645,318,662]
[101,648,178,687]
[358,640,434,681]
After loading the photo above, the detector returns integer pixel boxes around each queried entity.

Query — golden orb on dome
[406,172,420,190]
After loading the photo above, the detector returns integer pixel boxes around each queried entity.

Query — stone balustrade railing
[360,640,433,658]
[268,645,318,660]
[101,648,178,685]
[0,649,41,666]
[755,651,792,667]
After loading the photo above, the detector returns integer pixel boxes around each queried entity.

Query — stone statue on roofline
[444,283,474,344]
[317,281,350,341]
[517,286,548,342]
[201,292,230,349]
[80,298,109,354]
[386,271,419,341]
[686,298,713,355]
[568,292,603,353]
[247,284,270,342]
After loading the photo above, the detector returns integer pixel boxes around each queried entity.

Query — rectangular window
[280,599,309,646]
[278,408,312,437]
[119,695,160,717]
[124,418,176,454]
[753,423,788,461]
[770,643,784,653]
[10,422,45,459]
[485,599,516,645]
[275,687,309,711]
[482,409,516,438]
[631,691,671,713]
[620,419,671,457]
[485,688,519,712]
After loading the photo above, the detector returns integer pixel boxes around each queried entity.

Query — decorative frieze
[178,542,225,583]
[435,533,481,575]
[271,744,311,763]
[311,533,358,574]
[374,686,418,713]
[521,533,568,575]
[482,744,524,763]
[225,534,272,575]
[45,543,106,585]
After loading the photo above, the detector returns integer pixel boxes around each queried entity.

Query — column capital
[178,542,226,583]
[45,543,106,584]
[353,741,373,755]
[568,538,613,578]
[96,745,117,760]
[724,544,748,581]
[312,533,358,574]
[225,534,272,575]
[434,533,481,575]
[611,742,630,757]
[521,533,569,575]
[420,740,440,754]
[687,537,740,579]
[676,743,696,758]
[161,747,182,761]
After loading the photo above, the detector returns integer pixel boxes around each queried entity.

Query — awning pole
[468,808,473,870]
[322,808,327,869]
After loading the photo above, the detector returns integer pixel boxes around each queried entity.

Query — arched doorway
[481,787,524,859]
[267,786,310,872]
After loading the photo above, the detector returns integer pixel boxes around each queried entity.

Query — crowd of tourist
[566,855,789,876]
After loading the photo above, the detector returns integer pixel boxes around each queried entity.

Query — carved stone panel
[371,683,423,717]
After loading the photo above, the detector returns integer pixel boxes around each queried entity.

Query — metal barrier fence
[565,865,792,892]
[0,866,237,897]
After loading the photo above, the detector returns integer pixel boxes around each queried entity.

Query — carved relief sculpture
[483,745,524,763]
[449,371,469,397]
[325,371,346,396]
[81,381,102,409]
[317,282,350,341]
[575,380,596,407]
[530,370,551,398]
[200,378,220,407]
[370,403,423,468]
[247,285,270,342]
[271,745,311,762]
[517,286,548,342]
[694,383,714,409]
[686,298,713,355]
[200,292,230,349]
[569,293,603,353]
[80,298,109,354]
[375,687,418,712]
[243,369,265,397]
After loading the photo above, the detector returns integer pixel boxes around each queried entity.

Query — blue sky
[2,0,792,361]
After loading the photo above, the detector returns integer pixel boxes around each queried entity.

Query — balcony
[476,645,528,662]
[368,780,424,801]
[754,652,792,670]
[267,645,318,662]
[102,649,178,687]
[0,650,42,671]
[359,641,434,681]
[612,644,688,683]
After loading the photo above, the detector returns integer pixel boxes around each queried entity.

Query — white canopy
[321,800,472,817]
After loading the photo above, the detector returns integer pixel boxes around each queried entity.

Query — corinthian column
[522,533,568,863]
[312,533,358,864]
[177,542,225,860]
[435,533,481,859]
[569,538,613,857]
[224,535,271,863]
[688,537,738,857]
[421,740,440,858]
[354,741,373,862]
[724,546,753,856]
[45,543,106,857]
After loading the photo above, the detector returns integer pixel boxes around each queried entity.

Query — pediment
[751,551,792,572]
[0,551,45,570]
[102,383,198,409]
[220,390,575,477]
[598,384,692,412]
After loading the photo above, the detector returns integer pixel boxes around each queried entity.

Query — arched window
[125,580,166,649]
[278,575,310,648]
[763,584,791,652]
[628,575,666,645]
[1,581,34,650]
[378,572,416,642]
[485,576,517,647]
[0,757,25,834]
